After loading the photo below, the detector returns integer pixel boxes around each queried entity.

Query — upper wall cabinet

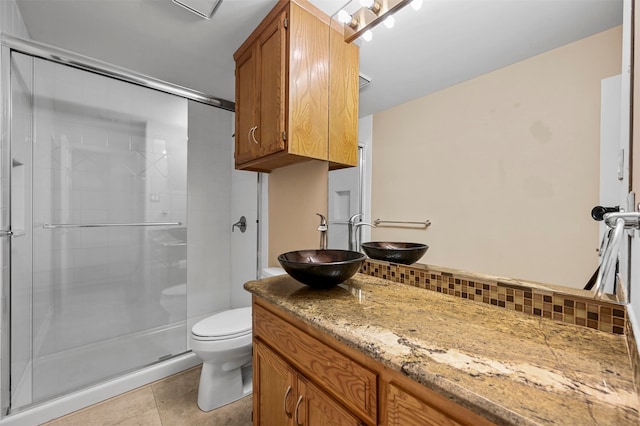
[233,0,359,172]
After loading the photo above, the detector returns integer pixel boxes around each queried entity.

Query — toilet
[190,268,285,412]
[160,283,186,324]
[190,307,253,411]
[262,266,286,278]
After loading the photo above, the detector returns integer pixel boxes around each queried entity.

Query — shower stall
[0,35,253,422]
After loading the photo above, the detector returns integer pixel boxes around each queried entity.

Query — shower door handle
[0,230,12,237]
[42,222,182,229]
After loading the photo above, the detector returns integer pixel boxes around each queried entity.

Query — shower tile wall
[31,59,188,343]
[8,56,192,406]
[230,117,258,308]
[0,3,255,414]
[186,102,232,326]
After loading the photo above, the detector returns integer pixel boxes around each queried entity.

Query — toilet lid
[161,283,186,297]
[192,307,252,340]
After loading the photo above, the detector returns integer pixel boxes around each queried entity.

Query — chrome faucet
[593,211,640,300]
[353,221,375,253]
[316,213,328,250]
[347,213,363,251]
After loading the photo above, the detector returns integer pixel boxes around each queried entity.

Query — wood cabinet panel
[233,0,357,172]
[287,1,329,161]
[329,26,359,169]
[386,382,463,426]
[298,376,364,426]
[253,303,377,424]
[256,10,286,158]
[255,338,366,426]
[254,339,296,425]
[252,297,497,426]
[235,47,258,165]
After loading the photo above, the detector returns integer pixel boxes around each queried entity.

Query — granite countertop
[244,273,640,425]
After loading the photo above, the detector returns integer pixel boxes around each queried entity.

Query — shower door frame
[0,33,236,418]
[1,40,12,418]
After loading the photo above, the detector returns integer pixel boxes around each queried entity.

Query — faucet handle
[348,213,363,224]
[591,205,620,221]
[316,213,327,230]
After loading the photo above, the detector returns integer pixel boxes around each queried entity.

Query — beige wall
[268,160,328,266]
[371,26,622,288]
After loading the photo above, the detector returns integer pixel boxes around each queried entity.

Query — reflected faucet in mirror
[348,213,376,253]
[329,0,627,299]
[347,213,363,251]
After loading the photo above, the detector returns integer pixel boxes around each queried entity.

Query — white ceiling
[14,0,623,116]
[357,0,623,116]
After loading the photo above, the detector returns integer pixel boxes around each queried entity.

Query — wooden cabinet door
[297,376,363,426]
[235,45,258,166]
[256,10,287,159]
[386,383,462,426]
[329,26,359,169]
[254,340,296,426]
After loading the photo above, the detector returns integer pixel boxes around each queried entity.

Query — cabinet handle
[294,395,304,426]
[251,126,259,145]
[283,385,292,417]
[247,127,253,145]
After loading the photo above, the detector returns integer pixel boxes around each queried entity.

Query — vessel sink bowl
[277,249,366,289]
[361,242,429,265]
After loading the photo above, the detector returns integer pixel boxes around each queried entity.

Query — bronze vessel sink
[361,242,428,265]
[277,249,366,289]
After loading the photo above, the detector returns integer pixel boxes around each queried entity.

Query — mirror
[327,0,626,298]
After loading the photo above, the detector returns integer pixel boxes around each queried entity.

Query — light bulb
[383,15,395,29]
[362,29,373,42]
[337,9,351,24]
[359,0,374,8]
[411,0,423,11]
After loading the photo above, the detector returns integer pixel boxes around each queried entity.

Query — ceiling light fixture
[172,0,222,19]
[337,9,352,24]
[337,9,360,30]
[411,0,424,11]
[341,0,417,43]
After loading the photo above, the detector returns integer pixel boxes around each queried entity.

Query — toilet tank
[261,267,285,279]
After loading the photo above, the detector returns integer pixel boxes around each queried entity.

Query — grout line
[149,382,163,426]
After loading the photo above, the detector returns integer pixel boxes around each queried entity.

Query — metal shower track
[1,33,235,111]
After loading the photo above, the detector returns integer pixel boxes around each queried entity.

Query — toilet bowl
[261,267,285,278]
[190,307,253,412]
[160,283,186,324]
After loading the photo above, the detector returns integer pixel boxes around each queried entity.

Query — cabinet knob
[294,395,304,426]
[283,385,293,417]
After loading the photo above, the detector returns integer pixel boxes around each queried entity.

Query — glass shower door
[10,52,189,410]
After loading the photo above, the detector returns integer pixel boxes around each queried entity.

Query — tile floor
[43,365,253,426]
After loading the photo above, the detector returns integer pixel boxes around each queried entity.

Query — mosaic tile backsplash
[360,259,626,335]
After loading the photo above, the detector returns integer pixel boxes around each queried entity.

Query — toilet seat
[191,307,252,341]
[161,283,186,297]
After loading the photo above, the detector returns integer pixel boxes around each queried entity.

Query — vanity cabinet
[253,302,377,425]
[252,297,494,426]
[254,340,363,425]
[385,382,472,426]
[233,0,358,172]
